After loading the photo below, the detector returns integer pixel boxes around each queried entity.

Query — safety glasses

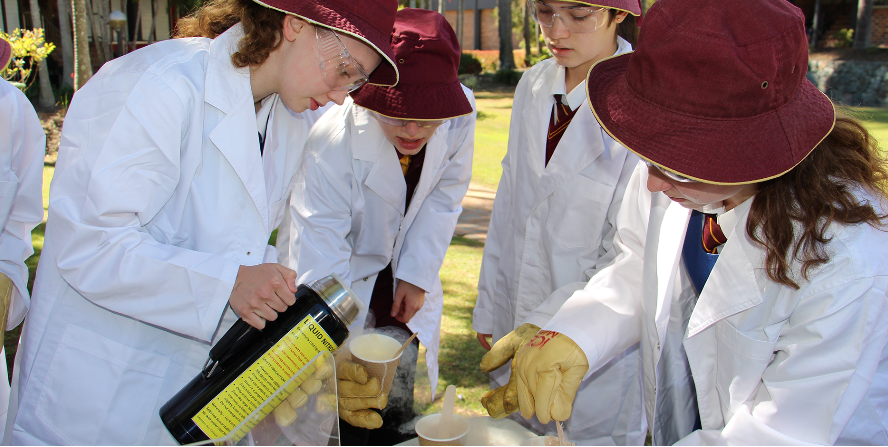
[528,0,609,34]
[372,112,449,128]
[644,161,699,183]
[316,26,369,93]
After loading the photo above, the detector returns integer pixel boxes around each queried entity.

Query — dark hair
[747,109,888,289]
[174,0,286,68]
[608,9,638,47]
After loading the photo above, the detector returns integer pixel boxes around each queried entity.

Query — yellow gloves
[479,326,588,425]
[273,356,334,427]
[513,331,588,424]
[337,360,387,429]
[479,323,540,418]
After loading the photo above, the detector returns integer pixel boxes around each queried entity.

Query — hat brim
[0,39,11,72]
[350,80,473,121]
[253,0,398,86]
[587,52,836,185]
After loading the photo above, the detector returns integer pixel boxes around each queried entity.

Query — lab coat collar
[205,24,270,229]
[687,198,762,337]
[351,104,408,213]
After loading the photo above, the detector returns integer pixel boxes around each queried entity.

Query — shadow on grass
[6,221,44,380]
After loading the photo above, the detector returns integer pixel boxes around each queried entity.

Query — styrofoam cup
[415,413,469,446]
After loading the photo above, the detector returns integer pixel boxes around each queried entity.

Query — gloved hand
[478,323,540,419]
[513,331,588,424]
[273,355,335,426]
[337,360,387,429]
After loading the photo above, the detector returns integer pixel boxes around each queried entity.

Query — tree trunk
[639,0,646,13]
[536,22,541,53]
[811,0,822,48]
[457,0,464,50]
[72,0,93,90]
[497,0,515,70]
[28,0,56,107]
[523,1,531,65]
[147,0,156,43]
[57,0,75,88]
[854,0,873,49]
[102,0,111,61]
[409,0,415,8]
[86,0,107,65]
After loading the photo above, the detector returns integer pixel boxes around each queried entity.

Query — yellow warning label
[192,315,337,441]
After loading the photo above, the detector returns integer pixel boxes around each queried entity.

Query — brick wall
[444,9,501,51]
[873,8,888,47]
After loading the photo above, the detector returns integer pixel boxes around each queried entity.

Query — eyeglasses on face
[644,160,699,183]
[316,26,370,93]
[372,112,449,128]
[528,0,609,34]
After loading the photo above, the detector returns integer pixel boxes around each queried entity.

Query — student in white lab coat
[0,38,46,442]
[282,9,475,444]
[503,0,888,444]
[7,1,400,444]
[472,0,644,444]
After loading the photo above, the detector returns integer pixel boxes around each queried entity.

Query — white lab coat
[546,163,888,445]
[472,41,644,444]
[281,93,475,396]
[0,79,46,442]
[9,25,325,445]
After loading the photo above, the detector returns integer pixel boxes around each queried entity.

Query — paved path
[454,183,496,243]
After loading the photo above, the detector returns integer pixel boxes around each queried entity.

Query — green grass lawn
[470,88,514,190]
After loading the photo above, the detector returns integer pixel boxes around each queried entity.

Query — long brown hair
[607,10,638,47]
[174,0,285,67]
[747,110,888,289]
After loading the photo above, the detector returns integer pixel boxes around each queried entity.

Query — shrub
[1,28,56,89]
[459,52,483,75]
[492,69,522,86]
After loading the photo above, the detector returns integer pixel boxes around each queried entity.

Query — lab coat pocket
[714,321,775,415]
[0,179,20,222]
[35,325,170,445]
[545,175,615,249]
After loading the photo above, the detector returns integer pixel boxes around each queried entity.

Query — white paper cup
[348,333,404,394]
[415,413,469,446]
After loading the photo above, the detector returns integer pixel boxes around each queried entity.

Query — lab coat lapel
[353,109,407,213]
[532,103,605,209]
[205,30,269,229]
[653,202,692,341]
[522,67,553,184]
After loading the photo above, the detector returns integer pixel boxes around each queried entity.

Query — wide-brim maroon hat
[350,9,473,120]
[254,0,399,86]
[570,0,641,16]
[587,0,835,185]
[0,38,11,72]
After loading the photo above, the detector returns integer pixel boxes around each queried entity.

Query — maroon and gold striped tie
[545,94,580,166]
[701,214,727,254]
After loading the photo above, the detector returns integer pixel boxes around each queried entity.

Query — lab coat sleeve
[523,152,641,328]
[394,91,476,293]
[0,82,45,328]
[678,272,888,445]
[48,72,241,342]
[472,77,530,336]
[541,163,649,377]
[288,141,355,288]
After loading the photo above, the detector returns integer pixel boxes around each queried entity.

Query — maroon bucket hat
[350,8,473,121]
[586,0,835,185]
[0,38,11,72]
[253,0,399,86]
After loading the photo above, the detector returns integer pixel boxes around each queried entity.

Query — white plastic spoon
[439,384,457,439]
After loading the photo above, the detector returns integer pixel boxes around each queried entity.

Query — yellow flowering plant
[1,28,56,89]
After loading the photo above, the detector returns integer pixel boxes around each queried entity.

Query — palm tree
[28,0,56,107]
[57,0,74,88]
[72,0,93,89]
[498,0,515,70]
[854,0,873,49]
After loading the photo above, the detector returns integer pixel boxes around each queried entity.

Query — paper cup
[348,333,404,394]
[415,413,469,446]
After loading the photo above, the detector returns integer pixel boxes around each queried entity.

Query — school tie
[545,94,580,166]
[701,214,727,254]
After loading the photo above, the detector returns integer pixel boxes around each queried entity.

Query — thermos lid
[309,274,364,327]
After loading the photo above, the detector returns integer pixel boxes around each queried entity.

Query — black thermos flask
[160,274,361,444]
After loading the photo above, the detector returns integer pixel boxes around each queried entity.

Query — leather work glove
[478,323,540,419]
[273,355,336,427]
[513,331,589,424]
[337,360,387,429]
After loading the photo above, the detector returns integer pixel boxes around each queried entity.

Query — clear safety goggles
[316,26,369,93]
[644,160,699,183]
[372,112,449,128]
[528,0,609,34]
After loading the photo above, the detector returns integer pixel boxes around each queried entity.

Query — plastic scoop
[438,384,457,439]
